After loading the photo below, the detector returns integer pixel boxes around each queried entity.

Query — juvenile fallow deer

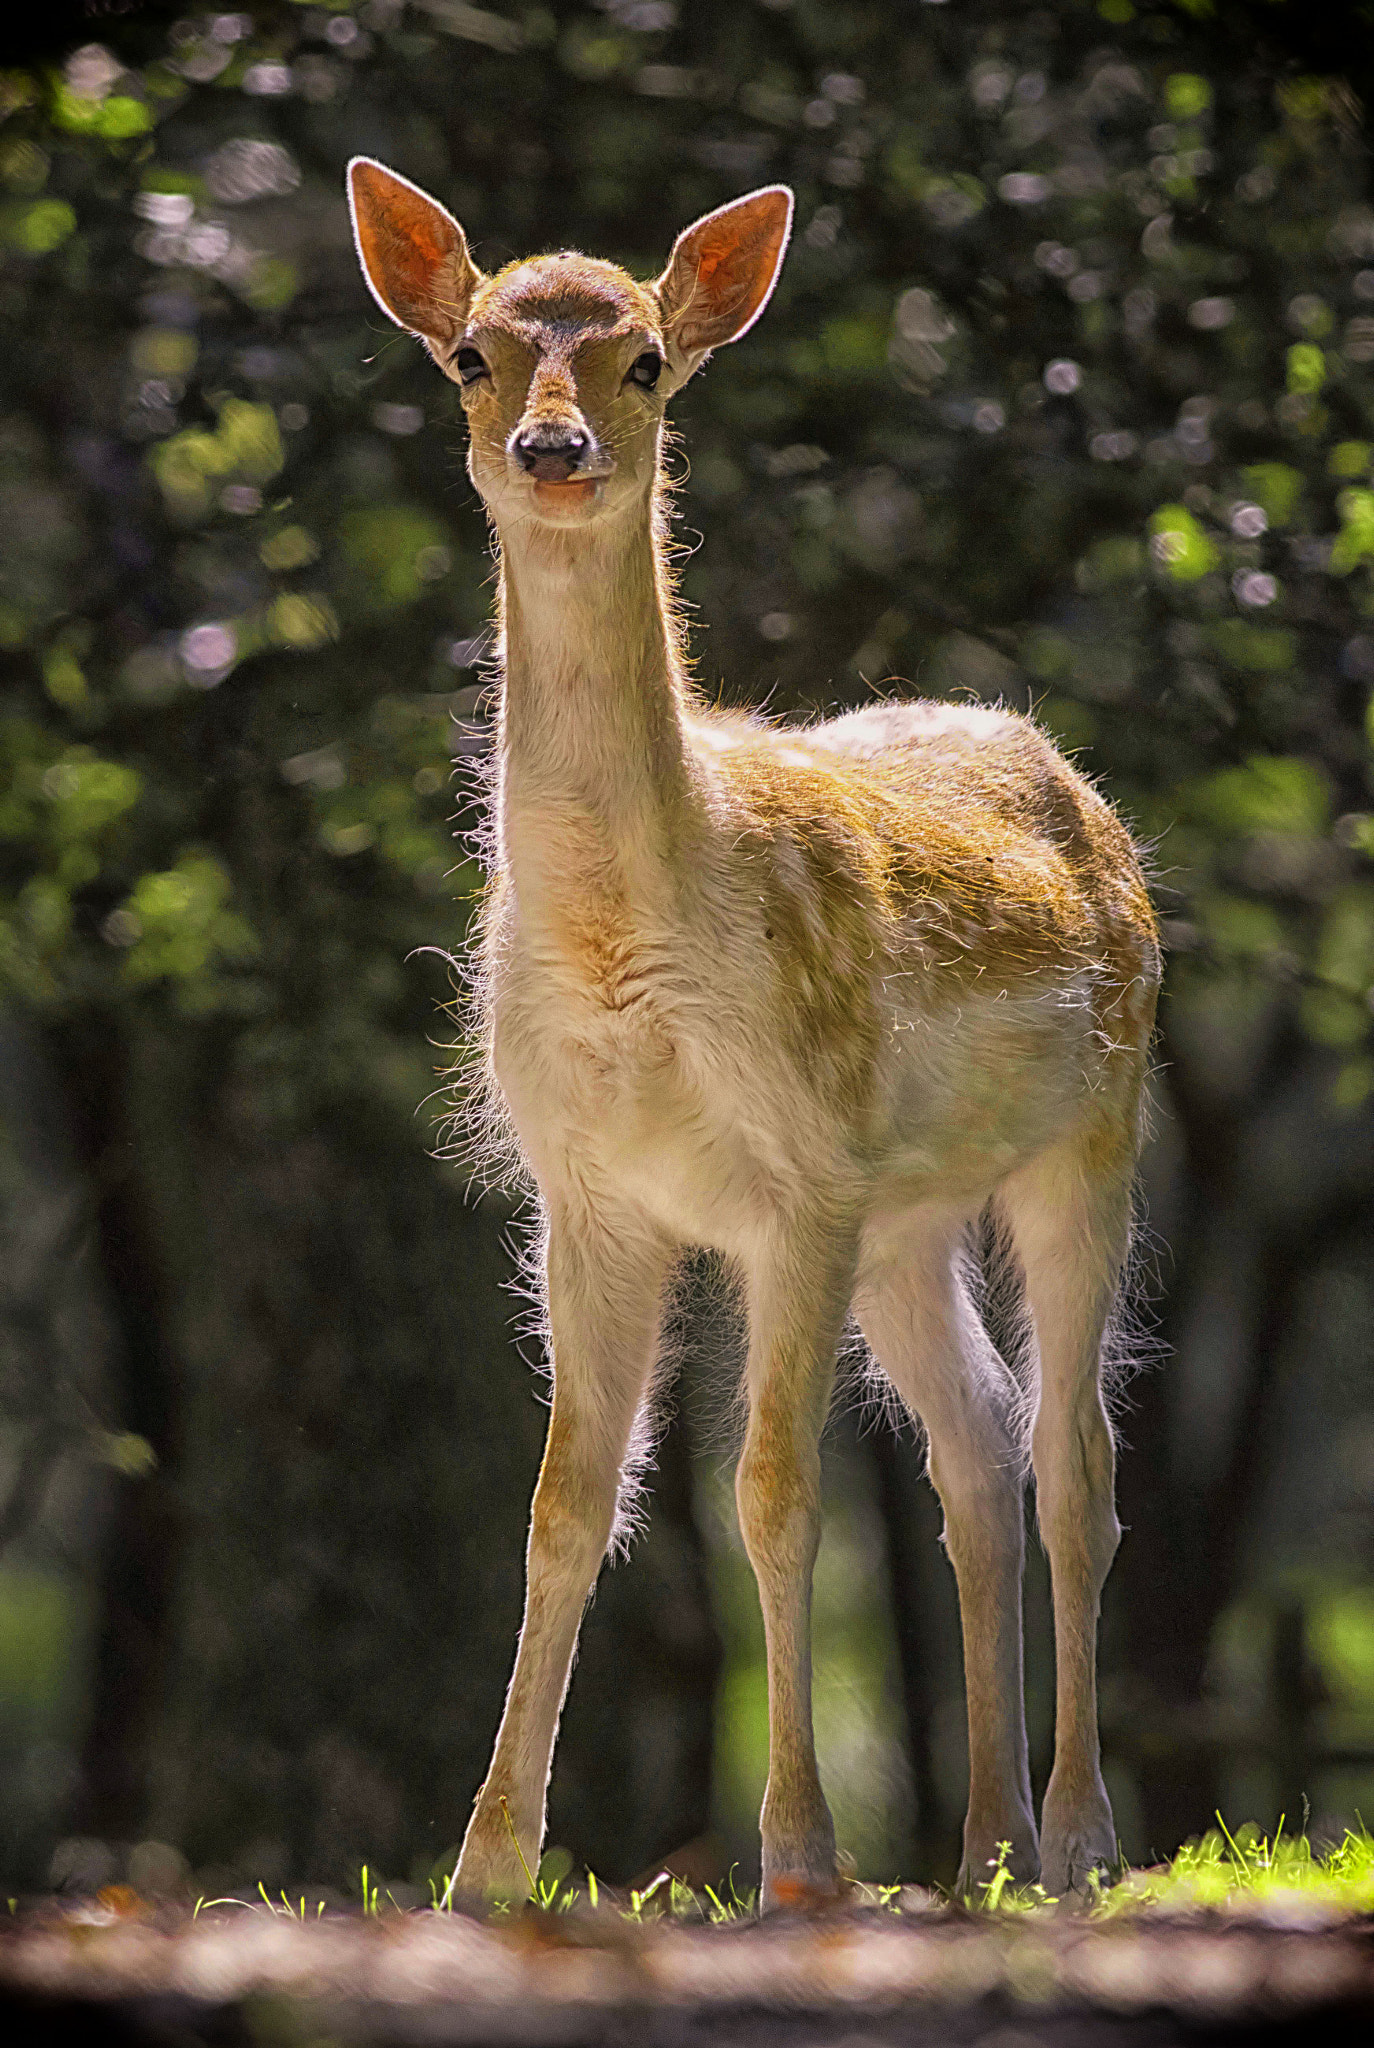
[347,160,1160,1905]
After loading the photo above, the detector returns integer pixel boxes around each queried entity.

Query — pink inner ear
[387,219,444,301]
[351,163,460,329]
[677,194,790,345]
[698,216,775,294]
[395,207,451,268]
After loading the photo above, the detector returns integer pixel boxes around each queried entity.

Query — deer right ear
[655,185,793,381]
[346,158,482,357]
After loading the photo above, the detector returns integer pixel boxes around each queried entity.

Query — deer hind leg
[735,1226,858,1910]
[855,1213,1038,1895]
[453,1203,671,1900]
[999,1130,1135,1895]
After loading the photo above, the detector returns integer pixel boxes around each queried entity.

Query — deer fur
[347,158,1161,1906]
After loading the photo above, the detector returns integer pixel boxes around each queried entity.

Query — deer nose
[511,426,587,483]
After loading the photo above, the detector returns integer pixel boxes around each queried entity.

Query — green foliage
[1244,464,1302,528]
[1166,72,1212,121]
[1101,1822,1374,1915]
[117,852,258,1003]
[1186,756,1328,839]
[1328,441,1370,480]
[1309,1585,1374,1718]
[49,85,152,141]
[1149,504,1219,583]
[957,1820,1374,1917]
[1286,343,1326,395]
[1192,892,1288,967]
[3,198,76,254]
[338,506,451,614]
[149,400,284,522]
[1241,463,1304,528]
[1,733,142,855]
[1331,488,1374,573]
[974,1840,1017,1911]
[1204,622,1296,673]
[0,1571,84,1729]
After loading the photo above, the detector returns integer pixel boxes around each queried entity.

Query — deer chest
[490,917,811,1247]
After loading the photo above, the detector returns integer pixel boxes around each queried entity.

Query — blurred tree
[2,0,1374,1884]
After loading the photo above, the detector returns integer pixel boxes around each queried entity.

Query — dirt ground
[1,1895,1372,2046]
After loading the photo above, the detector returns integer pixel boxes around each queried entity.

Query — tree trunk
[56,1017,187,1846]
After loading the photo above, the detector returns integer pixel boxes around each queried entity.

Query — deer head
[347,159,793,533]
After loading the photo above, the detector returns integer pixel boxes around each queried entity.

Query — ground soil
[1,1895,1371,2045]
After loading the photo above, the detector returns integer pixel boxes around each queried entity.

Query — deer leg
[856,1214,1038,1895]
[736,1227,856,1909]
[1001,1136,1132,1895]
[452,1205,670,1899]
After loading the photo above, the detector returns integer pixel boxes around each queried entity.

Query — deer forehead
[471,254,660,342]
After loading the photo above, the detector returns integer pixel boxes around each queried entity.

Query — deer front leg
[736,1226,856,1911]
[452,1205,670,1900]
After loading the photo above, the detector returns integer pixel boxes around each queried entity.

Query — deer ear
[346,157,481,355]
[655,185,793,372]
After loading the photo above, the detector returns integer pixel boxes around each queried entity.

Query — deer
[346,158,1160,1908]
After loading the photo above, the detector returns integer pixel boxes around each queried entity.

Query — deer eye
[628,349,663,391]
[455,345,489,386]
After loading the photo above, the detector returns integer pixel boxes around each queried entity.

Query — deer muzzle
[509,421,614,486]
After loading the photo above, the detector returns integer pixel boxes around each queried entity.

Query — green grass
[957,1820,1374,1918]
[421,1865,759,1923]
[1095,1818,1374,1916]
[420,1821,1374,1922]
[186,1819,1374,1927]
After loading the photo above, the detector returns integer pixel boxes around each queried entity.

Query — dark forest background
[2,0,1374,1899]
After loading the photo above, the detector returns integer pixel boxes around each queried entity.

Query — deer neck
[494,498,691,895]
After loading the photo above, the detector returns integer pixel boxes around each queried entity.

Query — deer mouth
[531,478,600,508]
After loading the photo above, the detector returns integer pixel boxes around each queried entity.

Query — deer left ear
[346,157,482,358]
[655,185,793,375]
